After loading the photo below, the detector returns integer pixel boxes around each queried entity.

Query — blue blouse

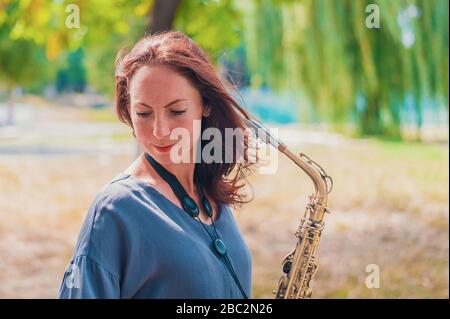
[58,172,252,299]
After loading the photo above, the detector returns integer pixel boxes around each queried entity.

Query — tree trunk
[4,84,16,126]
[388,97,402,140]
[147,0,181,34]
[414,95,423,142]
[360,94,382,136]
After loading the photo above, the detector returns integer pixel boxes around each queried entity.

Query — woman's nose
[152,115,171,139]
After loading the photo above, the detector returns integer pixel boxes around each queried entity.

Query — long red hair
[114,31,257,208]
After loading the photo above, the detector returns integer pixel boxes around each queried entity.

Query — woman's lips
[153,143,175,153]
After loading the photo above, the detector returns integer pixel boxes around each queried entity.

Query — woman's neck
[140,153,197,194]
[163,161,196,194]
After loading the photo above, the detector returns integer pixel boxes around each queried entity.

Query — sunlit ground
[0,98,448,298]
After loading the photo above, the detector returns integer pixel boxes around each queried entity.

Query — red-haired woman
[59,31,256,299]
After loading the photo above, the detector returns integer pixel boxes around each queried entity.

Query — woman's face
[129,65,209,164]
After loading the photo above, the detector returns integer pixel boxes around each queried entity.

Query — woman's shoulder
[85,172,152,226]
[95,172,140,203]
[70,173,145,261]
[91,172,159,212]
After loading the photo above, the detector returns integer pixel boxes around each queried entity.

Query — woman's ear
[202,104,211,117]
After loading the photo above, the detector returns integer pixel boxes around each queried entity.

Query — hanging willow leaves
[241,0,449,139]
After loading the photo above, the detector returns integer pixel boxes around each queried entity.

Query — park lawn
[0,116,447,298]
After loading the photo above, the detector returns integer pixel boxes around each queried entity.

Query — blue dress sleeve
[58,255,120,299]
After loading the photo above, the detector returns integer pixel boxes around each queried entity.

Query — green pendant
[213,238,227,256]
[182,196,199,217]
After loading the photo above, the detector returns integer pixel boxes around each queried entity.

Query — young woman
[58,31,257,299]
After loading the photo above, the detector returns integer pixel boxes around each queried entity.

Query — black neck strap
[144,152,211,218]
[143,152,248,299]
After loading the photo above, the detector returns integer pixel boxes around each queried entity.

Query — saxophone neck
[244,118,332,221]
[284,148,330,222]
[283,149,330,201]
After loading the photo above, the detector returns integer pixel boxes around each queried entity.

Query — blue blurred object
[237,87,298,124]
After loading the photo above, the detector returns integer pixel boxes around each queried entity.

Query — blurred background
[0,0,448,298]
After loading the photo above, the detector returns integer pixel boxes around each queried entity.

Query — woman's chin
[146,149,178,165]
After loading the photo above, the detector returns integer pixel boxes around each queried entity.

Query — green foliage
[0,1,52,87]
[56,48,87,92]
[0,0,242,95]
[1,0,447,141]
[240,0,449,139]
[0,0,152,93]
[174,0,242,61]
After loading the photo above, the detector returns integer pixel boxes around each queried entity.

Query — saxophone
[244,118,333,299]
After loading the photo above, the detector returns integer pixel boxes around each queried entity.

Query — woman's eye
[135,110,185,117]
[171,110,186,116]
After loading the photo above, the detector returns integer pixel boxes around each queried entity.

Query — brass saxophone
[245,118,333,299]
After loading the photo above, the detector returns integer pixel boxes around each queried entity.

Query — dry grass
[0,103,448,299]
[0,154,134,298]
[238,138,449,298]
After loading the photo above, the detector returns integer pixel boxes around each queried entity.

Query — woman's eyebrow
[137,98,188,109]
